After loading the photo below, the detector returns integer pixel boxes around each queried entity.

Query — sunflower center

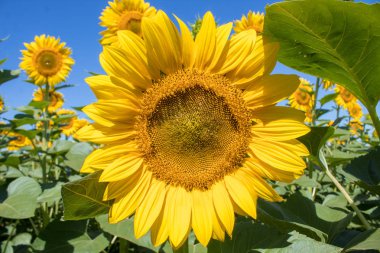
[118,11,143,36]
[137,70,251,191]
[35,50,62,76]
[296,91,310,105]
[342,90,353,102]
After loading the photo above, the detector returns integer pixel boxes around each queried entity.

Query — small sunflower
[335,85,357,109]
[20,35,74,86]
[77,12,309,248]
[234,11,264,34]
[322,80,334,90]
[61,117,89,137]
[99,0,157,45]
[33,89,64,113]
[348,102,363,122]
[289,78,314,122]
[8,132,32,151]
[349,121,363,136]
[0,96,4,111]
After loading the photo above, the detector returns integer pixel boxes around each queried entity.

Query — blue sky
[0,0,378,119]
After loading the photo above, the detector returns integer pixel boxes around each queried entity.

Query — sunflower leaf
[298,126,334,162]
[343,229,380,252]
[62,171,110,220]
[265,0,380,108]
[0,69,20,85]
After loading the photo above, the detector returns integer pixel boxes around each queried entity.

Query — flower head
[8,132,32,151]
[99,0,157,45]
[349,121,363,136]
[348,102,363,122]
[20,35,74,86]
[335,85,357,108]
[33,89,64,113]
[77,11,309,248]
[0,96,4,111]
[234,11,265,34]
[322,79,334,90]
[288,78,314,122]
[62,117,89,137]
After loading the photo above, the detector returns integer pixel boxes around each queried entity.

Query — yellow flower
[234,11,264,34]
[349,121,363,136]
[99,0,157,45]
[36,120,54,130]
[0,96,4,111]
[20,35,74,86]
[373,130,378,139]
[335,85,357,109]
[8,132,32,151]
[57,108,76,116]
[348,102,363,122]
[322,80,334,90]
[289,78,314,122]
[77,12,309,248]
[33,89,64,113]
[62,118,89,137]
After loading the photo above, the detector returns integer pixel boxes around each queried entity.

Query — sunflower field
[0,0,380,252]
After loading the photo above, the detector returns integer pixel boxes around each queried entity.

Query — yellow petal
[252,106,306,124]
[85,75,136,100]
[230,36,279,89]
[211,205,225,241]
[109,171,152,223]
[75,123,136,144]
[174,15,195,68]
[168,187,192,249]
[99,154,143,182]
[192,190,213,246]
[251,119,310,141]
[209,22,233,72]
[134,179,166,238]
[81,142,140,173]
[212,181,234,237]
[218,29,256,74]
[103,167,143,200]
[151,191,170,247]
[194,12,216,70]
[237,167,283,202]
[142,11,181,75]
[225,175,257,219]
[243,74,299,109]
[249,139,307,171]
[100,46,151,90]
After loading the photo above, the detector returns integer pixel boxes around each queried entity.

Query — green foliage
[0,69,20,85]
[62,171,110,220]
[265,0,380,107]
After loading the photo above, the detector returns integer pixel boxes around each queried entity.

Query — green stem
[41,84,50,183]
[173,240,189,253]
[311,77,321,126]
[119,238,129,253]
[367,104,380,138]
[3,221,18,251]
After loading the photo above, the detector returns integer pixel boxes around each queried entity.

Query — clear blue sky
[0,0,378,119]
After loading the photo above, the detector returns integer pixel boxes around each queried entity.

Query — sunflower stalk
[366,103,380,139]
[41,84,51,183]
[319,150,371,230]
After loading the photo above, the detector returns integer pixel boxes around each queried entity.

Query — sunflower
[349,121,363,136]
[8,132,32,151]
[20,35,74,86]
[0,96,4,111]
[61,117,89,137]
[77,12,309,248]
[335,85,357,109]
[348,102,363,122]
[99,0,157,45]
[33,89,64,113]
[322,79,334,90]
[234,11,264,34]
[289,78,314,111]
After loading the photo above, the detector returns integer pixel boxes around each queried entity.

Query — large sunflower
[77,12,310,248]
[99,0,156,45]
[20,35,74,86]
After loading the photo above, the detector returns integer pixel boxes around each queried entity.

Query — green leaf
[4,155,20,168]
[48,140,75,154]
[96,214,160,252]
[298,126,334,160]
[32,219,108,253]
[265,0,380,107]
[62,171,110,220]
[344,229,380,252]
[37,183,63,206]
[28,100,50,109]
[258,193,352,242]
[65,143,93,171]
[0,177,42,219]
[343,147,380,195]
[320,93,338,106]
[16,129,38,140]
[0,69,20,85]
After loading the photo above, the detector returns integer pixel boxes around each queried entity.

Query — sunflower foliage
[1,0,380,253]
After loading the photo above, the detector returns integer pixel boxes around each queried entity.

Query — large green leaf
[32,219,108,253]
[64,142,93,171]
[0,177,42,219]
[265,0,380,107]
[343,147,380,195]
[298,127,334,160]
[96,214,159,252]
[258,193,352,242]
[62,171,110,220]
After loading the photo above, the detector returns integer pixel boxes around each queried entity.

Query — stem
[311,77,321,126]
[119,238,129,253]
[367,104,380,138]
[319,151,371,230]
[173,239,189,253]
[3,222,17,251]
[41,84,50,183]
